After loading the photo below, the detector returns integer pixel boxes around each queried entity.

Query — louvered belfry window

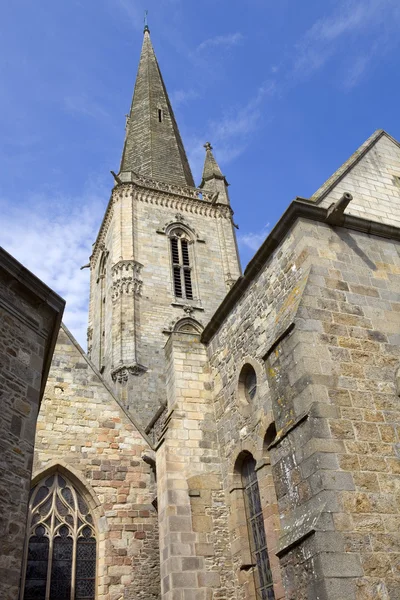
[171,234,193,300]
[242,455,275,600]
[22,472,96,600]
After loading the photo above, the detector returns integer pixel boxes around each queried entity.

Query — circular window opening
[238,364,258,403]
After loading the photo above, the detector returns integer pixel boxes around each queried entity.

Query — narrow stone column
[156,330,228,600]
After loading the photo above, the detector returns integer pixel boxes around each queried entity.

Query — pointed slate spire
[201,142,224,183]
[119,29,195,187]
[199,142,230,205]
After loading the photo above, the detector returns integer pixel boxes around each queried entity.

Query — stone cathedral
[3,24,400,600]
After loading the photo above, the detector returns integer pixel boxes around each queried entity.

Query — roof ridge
[310,129,393,203]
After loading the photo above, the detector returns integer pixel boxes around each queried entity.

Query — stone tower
[87,27,241,427]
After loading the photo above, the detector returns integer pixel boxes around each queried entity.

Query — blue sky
[1,0,400,346]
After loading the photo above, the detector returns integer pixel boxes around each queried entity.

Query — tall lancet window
[242,455,275,600]
[22,472,96,600]
[170,230,193,300]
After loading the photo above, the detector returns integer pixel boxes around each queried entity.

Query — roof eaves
[201,195,400,344]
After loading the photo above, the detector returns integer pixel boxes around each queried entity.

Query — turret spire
[201,142,225,182]
[119,29,195,187]
[199,142,230,205]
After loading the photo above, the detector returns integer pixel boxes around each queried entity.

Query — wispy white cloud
[0,182,106,348]
[64,94,109,120]
[112,0,144,30]
[238,224,270,253]
[187,81,276,183]
[292,0,400,81]
[170,88,199,108]
[197,32,243,53]
[210,82,276,141]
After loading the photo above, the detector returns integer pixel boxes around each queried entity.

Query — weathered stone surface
[0,248,64,600]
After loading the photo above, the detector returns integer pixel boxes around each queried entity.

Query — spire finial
[144,10,150,33]
[204,141,213,152]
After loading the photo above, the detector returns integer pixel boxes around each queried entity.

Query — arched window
[22,471,96,600]
[170,230,193,300]
[241,454,275,600]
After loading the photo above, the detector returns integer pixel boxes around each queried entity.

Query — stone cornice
[201,197,400,344]
[91,178,234,264]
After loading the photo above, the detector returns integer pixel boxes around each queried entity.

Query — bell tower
[87,27,241,427]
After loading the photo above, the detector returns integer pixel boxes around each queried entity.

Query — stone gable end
[316,132,400,227]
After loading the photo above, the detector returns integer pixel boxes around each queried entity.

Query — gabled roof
[310,129,400,203]
[119,29,195,188]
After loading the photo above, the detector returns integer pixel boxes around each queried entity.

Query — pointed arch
[173,317,203,334]
[21,464,100,600]
[31,461,104,518]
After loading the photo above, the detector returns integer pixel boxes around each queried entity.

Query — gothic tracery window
[241,455,275,600]
[170,231,194,300]
[22,472,96,600]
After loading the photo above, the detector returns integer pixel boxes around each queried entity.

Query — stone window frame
[166,224,200,303]
[228,424,284,600]
[235,356,265,418]
[21,462,105,600]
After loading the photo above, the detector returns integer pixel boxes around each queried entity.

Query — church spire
[119,29,195,188]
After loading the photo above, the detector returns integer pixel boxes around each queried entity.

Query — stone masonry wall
[206,217,400,600]
[0,250,64,600]
[34,326,160,600]
[156,330,235,600]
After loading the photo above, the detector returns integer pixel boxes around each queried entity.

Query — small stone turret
[199,142,230,205]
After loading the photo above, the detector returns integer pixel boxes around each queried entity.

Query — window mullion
[45,486,57,600]
[71,536,77,600]
[71,487,79,600]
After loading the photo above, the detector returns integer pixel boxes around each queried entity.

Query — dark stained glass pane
[24,530,48,600]
[56,496,69,516]
[61,487,74,508]
[242,455,275,600]
[50,536,72,599]
[33,486,49,507]
[76,537,96,599]
[39,498,52,516]
[245,369,257,401]
[78,495,88,516]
